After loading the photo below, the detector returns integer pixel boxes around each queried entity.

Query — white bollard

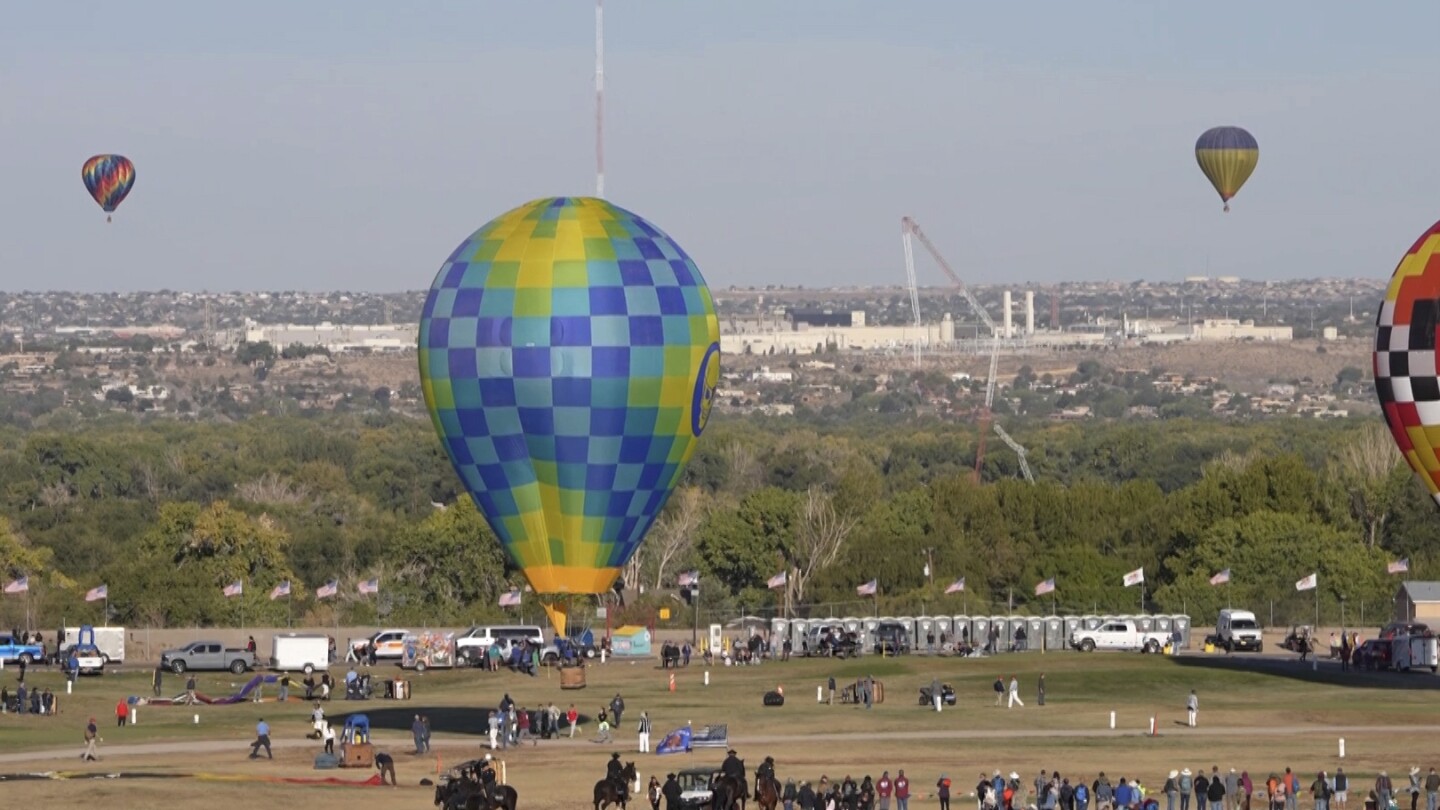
[1149,716,1155,735]
[130,706,137,726]
[193,713,200,724]
[601,649,607,664]
[817,685,823,703]
[935,694,942,713]
[704,671,710,687]
[1109,711,1116,729]
[66,680,72,695]
[1339,738,1346,758]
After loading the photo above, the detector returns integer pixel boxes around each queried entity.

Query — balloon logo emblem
[693,342,721,437]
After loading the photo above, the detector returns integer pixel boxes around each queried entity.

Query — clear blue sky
[4,1,1439,291]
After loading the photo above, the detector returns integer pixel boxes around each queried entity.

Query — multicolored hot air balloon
[1376,219,1440,503]
[1195,127,1258,212]
[81,154,136,222]
[419,197,721,633]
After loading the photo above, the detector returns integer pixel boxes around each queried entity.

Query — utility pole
[922,548,935,587]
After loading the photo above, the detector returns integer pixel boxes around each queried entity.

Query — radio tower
[595,0,605,198]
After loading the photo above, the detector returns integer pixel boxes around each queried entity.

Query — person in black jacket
[663,774,683,810]
[799,781,817,810]
[1196,772,1211,810]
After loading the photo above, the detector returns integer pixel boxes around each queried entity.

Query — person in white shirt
[1007,677,1024,708]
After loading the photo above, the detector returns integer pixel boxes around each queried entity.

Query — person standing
[994,678,1005,707]
[897,770,911,810]
[1409,769,1423,810]
[1424,769,1439,810]
[421,714,432,753]
[665,773,684,810]
[322,721,336,755]
[488,711,501,750]
[1227,770,1239,810]
[1187,690,1199,727]
[638,710,652,754]
[1314,772,1332,810]
[611,693,626,726]
[1286,769,1300,810]
[411,714,427,754]
[277,674,290,703]
[1038,674,1047,706]
[1334,769,1348,810]
[1208,769,1227,810]
[1166,771,1180,810]
[938,774,952,810]
[1375,772,1394,810]
[152,666,164,698]
[186,674,197,704]
[115,699,129,728]
[375,751,396,786]
[567,703,580,738]
[648,776,663,810]
[1008,676,1024,708]
[829,675,837,705]
[784,779,798,810]
[878,771,894,810]
[249,718,273,759]
[81,716,100,761]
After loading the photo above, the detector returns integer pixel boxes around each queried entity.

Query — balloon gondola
[419,197,721,634]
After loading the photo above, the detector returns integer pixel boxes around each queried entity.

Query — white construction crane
[992,423,1036,483]
[901,216,1034,484]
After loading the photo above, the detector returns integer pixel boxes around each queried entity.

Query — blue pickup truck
[0,634,45,665]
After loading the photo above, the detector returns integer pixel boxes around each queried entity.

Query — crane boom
[901,217,1000,335]
[902,226,923,366]
[993,423,1036,484]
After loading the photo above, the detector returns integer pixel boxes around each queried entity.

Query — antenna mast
[595,0,605,198]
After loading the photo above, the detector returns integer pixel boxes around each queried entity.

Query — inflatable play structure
[141,674,280,706]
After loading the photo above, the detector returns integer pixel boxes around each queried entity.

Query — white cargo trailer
[62,626,126,664]
[270,633,331,673]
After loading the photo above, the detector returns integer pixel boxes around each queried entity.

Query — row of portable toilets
[766,615,1193,653]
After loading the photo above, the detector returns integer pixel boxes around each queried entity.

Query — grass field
[1,650,1436,809]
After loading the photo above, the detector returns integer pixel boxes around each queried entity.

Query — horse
[712,773,749,810]
[755,776,782,810]
[466,785,520,810]
[594,762,638,810]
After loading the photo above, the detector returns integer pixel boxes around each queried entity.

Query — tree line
[0,411,1429,630]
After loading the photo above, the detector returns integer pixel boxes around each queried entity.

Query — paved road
[2,723,1435,767]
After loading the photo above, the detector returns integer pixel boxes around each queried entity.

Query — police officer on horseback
[479,754,498,805]
[608,752,626,784]
[756,756,777,801]
[721,748,748,801]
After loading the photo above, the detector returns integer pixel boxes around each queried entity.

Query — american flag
[498,589,522,607]
[269,581,291,600]
[85,584,108,602]
[856,579,878,597]
[1123,568,1145,588]
[316,579,339,599]
[766,571,788,590]
[358,578,379,595]
[1034,578,1056,596]
[1209,569,1231,586]
[3,576,27,594]
[1295,573,1317,592]
[677,570,699,587]
[1389,558,1410,575]
[222,580,243,598]
[944,577,966,595]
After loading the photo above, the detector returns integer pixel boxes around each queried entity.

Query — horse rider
[723,749,748,801]
[608,752,627,784]
[756,756,778,801]
[479,753,498,805]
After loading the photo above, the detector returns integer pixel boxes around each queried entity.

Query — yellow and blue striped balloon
[1195,127,1258,212]
[419,197,720,630]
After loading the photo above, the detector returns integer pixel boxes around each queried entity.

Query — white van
[455,625,545,660]
[271,633,331,673]
[1216,609,1263,652]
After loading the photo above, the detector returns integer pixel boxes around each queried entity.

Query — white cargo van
[455,625,545,661]
[1216,609,1263,652]
[270,633,331,673]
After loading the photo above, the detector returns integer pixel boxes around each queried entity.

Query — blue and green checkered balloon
[420,198,720,624]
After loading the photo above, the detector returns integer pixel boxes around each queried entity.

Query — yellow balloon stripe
[1196,147,1259,201]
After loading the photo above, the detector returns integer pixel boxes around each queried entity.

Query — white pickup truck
[1070,619,1168,653]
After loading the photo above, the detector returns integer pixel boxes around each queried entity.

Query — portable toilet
[915,617,935,650]
[1063,617,1082,647]
[1043,616,1065,651]
[771,618,790,650]
[1082,615,1103,631]
[970,616,991,648]
[1154,615,1173,636]
[895,617,918,648]
[791,619,810,653]
[934,616,953,646]
[1171,615,1192,649]
[1135,615,1155,633]
[843,617,863,636]
[995,616,1017,649]
[1024,617,1044,651]
[952,616,973,646]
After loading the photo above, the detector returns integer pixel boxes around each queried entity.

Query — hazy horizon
[5,2,1440,293]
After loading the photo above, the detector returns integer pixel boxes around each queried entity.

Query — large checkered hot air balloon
[1375,219,1440,503]
[419,197,721,632]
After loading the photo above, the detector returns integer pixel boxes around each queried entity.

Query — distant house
[1394,581,1440,623]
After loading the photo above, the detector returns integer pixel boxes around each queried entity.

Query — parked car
[1216,609,1263,653]
[1354,639,1391,671]
[58,644,106,675]
[160,640,257,674]
[1070,619,1168,653]
[874,621,911,655]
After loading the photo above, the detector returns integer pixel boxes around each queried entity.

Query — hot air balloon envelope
[81,154,136,217]
[1195,127,1258,211]
[1376,219,1440,503]
[419,197,720,628]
